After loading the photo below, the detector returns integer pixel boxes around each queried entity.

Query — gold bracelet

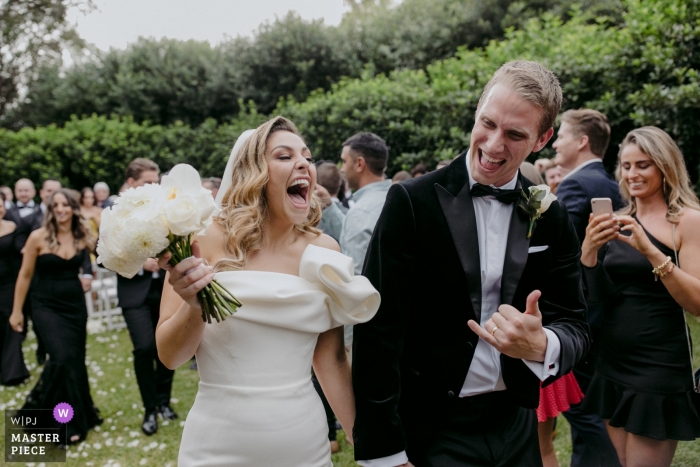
[658,261,675,279]
[652,256,672,281]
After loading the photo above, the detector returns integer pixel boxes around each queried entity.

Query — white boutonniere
[519,185,557,238]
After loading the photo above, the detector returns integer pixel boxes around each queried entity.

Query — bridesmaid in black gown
[580,127,700,467]
[10,189,101,444]
[0,192,29,385]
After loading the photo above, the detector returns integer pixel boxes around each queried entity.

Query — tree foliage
[5,0,614,128]
[1,0,698,191]
[0,0,92,121]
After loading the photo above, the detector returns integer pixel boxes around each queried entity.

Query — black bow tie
[16,202,32,208]
[470,183,522,204]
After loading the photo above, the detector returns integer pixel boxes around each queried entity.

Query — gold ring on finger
[491,326,499,336]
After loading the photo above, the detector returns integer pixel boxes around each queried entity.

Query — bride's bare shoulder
[308,232,340,253]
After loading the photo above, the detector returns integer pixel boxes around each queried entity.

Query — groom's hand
[467,290,547,362]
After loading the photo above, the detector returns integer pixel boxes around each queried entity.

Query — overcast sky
[67,0,349,52]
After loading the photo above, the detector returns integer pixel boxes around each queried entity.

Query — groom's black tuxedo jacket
[352,152,590,461]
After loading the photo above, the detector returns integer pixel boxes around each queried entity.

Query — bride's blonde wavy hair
[214,116,322,271]
[616,126,700,223]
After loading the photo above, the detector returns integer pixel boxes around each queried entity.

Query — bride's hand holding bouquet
[97,164,241,323]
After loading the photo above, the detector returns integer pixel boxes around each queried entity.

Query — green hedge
[1,0,698,189]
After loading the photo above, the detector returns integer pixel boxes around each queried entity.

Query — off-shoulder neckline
[213,244,336,279]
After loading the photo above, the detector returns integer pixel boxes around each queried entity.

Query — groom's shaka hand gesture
[467,290,548,362]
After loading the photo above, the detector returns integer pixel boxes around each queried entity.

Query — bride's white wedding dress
[178,245,380,466]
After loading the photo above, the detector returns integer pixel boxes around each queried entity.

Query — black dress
[582,222,700,440]
[0,230,29,385]
[19,249,102,443]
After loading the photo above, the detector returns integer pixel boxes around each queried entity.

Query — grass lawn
[1,316,699,466]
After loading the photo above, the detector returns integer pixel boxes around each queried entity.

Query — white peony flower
[160,164,219,235]
[114,183,167,222]
[123,218,170,259]
[97,201,168,278]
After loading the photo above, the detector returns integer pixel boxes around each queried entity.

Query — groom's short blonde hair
[480,61,562,137]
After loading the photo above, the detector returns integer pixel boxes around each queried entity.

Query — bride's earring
[663,177,667,197]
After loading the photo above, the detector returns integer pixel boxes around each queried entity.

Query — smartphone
[591,198,613,217]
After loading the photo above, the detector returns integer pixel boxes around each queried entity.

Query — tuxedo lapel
[435,152,482,321]
[501,174,532,306]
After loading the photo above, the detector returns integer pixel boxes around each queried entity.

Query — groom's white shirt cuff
[523,328,560,380]
[358,451,408,467]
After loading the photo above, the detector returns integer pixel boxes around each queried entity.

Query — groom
[352,61,590,466]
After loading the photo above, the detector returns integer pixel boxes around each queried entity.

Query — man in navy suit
[553,109,623,242]
[552,109,623,467]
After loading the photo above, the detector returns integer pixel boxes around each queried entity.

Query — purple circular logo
[53,402,74,424]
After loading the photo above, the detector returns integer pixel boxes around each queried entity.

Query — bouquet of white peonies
[97,164,241,323]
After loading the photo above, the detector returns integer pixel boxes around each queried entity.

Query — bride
[155,116,380,466]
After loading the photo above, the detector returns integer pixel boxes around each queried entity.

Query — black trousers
[414,392,542,467]
[122,281,173,411]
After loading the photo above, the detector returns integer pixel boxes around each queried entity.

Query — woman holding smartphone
[581,126,700,466]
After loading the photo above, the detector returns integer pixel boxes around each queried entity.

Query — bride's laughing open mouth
[287,178,310,208]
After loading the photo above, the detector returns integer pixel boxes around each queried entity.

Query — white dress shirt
[359,158,561,467]
[15,200,36,218]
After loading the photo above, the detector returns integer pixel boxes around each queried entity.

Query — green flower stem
[162,234,242,323]
[527,219,535,239]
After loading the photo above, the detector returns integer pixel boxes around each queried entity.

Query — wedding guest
[37,179,62,221]
[535,157,555,174]
[544,165,563,193]
[436,159,453,170]
[353,60,589,467]
[554,109,623,242]
[201,177,222,199]
[80,187,101,238]
[410,163,429,178]
[315,162,345,242]
[339,132,391,352]
[6,178,49,366]
[553,108,624,467]
[10,189,101,444]
[93,182,113,209]
[5,179,38,231]
[155,117,379,466]
[0,186,13,210]
[391,171,412,184]
[0,192,29,386]
[581,126,700,467]
[115,158,176,435]
[519,161,545,185]
[341,177,354,210]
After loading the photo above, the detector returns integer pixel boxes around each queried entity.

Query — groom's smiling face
[469,83,553,187]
